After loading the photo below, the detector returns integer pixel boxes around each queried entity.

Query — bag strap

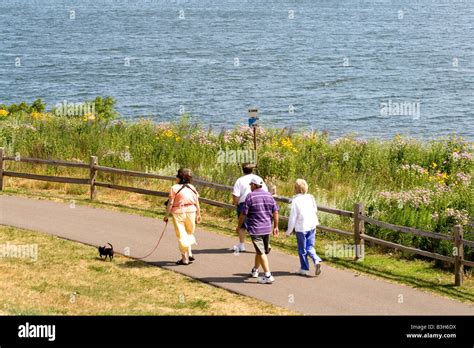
[177,184,198,196]
[185,184,197,196]
[171,184,198,208]
[175,184,188,196]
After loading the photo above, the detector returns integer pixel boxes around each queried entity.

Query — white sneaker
[232,244,246,252]
[258,275,275,284]
[296,269,309,276]
[251,268,259,278]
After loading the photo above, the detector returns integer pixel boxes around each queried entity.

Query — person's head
[249,177,263,191]
[176,168,192,184]
[242,163,255,175]
[294,178,308,194]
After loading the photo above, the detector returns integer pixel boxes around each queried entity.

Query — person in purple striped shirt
[236,177,279,284]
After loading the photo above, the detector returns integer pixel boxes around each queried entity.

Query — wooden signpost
[248,107,259,153]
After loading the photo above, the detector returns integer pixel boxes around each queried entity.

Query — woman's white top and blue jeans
[286,193,322,271]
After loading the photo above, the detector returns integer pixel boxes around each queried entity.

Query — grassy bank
[0,224,295,315]
[0,99,473,260]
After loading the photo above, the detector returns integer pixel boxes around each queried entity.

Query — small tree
[30,99,46,113]
[94,96,118,121]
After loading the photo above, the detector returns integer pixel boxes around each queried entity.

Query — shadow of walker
[197,271,295,284]
[192,248,255,255]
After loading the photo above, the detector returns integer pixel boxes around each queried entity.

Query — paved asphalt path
[1,194,473,315]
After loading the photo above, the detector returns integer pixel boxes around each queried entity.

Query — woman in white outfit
[285,179,322,276]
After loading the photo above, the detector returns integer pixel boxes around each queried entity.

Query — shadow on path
[198,271,295,284]
[193,248,255,255]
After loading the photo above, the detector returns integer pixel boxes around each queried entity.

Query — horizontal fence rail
[3,171,90,185]
[4,156,90,169]
[94,165,176,181]
[95,182,168,197]
[361,234,455,263]
[317,225,354,237]
[361,215,455,242]
[0,148,471,286]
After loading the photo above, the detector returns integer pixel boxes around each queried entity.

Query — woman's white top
[286,193,319,235]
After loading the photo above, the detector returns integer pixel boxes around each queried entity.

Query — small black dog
[98,242,114,261]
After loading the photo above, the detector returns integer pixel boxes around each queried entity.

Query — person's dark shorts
[237,202,247,230]
[251,234,271,255]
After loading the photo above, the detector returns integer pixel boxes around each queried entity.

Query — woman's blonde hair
[294,179,308,194]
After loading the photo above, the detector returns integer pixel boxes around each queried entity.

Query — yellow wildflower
[175,136,181,142]
[0,109,9,117]
[280,137,298,153]
[83,113,96,122]
[164,129,174,137]
[430,162,437,169]
[31,112,51,120]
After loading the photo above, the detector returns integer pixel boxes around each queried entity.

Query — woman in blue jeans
[285,179,322,276]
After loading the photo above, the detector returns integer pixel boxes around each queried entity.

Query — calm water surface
[0,0,473,139]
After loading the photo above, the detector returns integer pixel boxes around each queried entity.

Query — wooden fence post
[454,225,464,286]
[354,203,365,260]
[0,147,4,191]
[90,156,98,201]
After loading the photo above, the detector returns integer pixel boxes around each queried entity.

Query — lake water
[1,0,473,139]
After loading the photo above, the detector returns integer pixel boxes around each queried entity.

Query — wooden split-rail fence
[0,148,472,286]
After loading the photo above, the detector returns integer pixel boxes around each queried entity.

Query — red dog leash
[134,221,169,260]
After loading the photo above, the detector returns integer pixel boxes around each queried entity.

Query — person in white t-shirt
[285,178,322,276]
[232,163,268,252]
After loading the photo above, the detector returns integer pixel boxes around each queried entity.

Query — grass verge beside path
[0,224,295,315]
[2,186,473,305]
